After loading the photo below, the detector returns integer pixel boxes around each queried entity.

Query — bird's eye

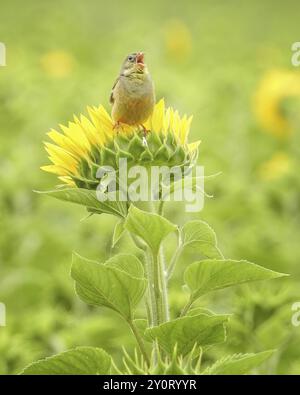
[128,56,135,62]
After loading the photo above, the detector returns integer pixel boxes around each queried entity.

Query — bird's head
[121,52,147,76]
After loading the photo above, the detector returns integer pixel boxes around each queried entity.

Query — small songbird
[110,52,155,132]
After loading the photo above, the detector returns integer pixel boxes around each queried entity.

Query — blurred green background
[1,0,300,374]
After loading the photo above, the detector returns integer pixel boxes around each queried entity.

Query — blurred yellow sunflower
[40,50,74,78]
[258,152,291,181]
[163,19,192,61]
[41,99,200,188]
[254,69,300,138]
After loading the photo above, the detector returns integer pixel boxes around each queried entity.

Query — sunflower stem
[159,245,170,322]
[151,200,170,324]
[167,229,183,280]
[127,319,150,366]
[152,252,164,324]
[146,248,158,326]
[158,200,165,216]
[130,233,155,327]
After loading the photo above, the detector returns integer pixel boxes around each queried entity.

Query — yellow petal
[144,116,152,131]
[68,122,91,151]
[179,114,193,144]
[58,176,76,186]
[58,124,88,158]
[178,115,187,144]
[88,105,113,138]
[44,143,78,174]
[47,129,83,159]
[172,110,181,138]
[78,114,105,147]
[163,107,171,134]
[40,164,70,176]
[151,98,165,133]
[187,140,201,153]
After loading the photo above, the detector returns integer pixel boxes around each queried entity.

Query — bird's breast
[112,76,155,125]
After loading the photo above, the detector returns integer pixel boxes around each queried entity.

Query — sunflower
[163,19,192,61]
[41,99,200,189]
[40,50,74,78]
[254,69,300,138]
[258,152,291,181]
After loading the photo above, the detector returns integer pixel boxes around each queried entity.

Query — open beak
[136,52,145,65]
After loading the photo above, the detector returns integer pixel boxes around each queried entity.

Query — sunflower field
[1,0,300,376]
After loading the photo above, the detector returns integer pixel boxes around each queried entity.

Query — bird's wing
[109,77,120,104]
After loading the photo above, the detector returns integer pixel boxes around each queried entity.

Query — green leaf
[133,318,149,338]
[145,314,228,356]
[125,205,177,255]
[35,188,128,218]
[20,347,111,375]
[71,253,147,320]
[186,307,215,317]
[185,259,288,302]
[182,220,223,259]
[203,350,274,375]
[105,254,144,278]
[112,220,126,247]
[161,174,218,200]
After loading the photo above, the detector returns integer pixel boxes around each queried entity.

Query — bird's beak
[136,52,145,65]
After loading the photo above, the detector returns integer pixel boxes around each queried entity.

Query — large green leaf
[145,314,228,356]
[203,350,274,375]
[185,259,287,302]
[161,173,221,201]
[112,219,126,247]
[125,205,177,255]
[71,253,147,320]
[104,253,144,278]
[21,347,111,375]
[36,188,128,218]
[182,220,223,259]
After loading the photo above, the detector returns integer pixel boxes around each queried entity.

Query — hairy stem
[146,248,158,326]
[158,200,165,216]
[167,230,183,280]
[152,252,164,325]
[150,199,170,323]
[130,232,156,327]
[159,246,170,322]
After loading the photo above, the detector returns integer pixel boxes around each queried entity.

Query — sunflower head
[254,69,300,138]
[40,50,74,78]
[258,151,291,181]
[163,19,192,61]
[41,99,200,190]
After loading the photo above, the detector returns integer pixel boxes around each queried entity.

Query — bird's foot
[112,121,123,134]
[139,124,150,146]
[139,124,150,135]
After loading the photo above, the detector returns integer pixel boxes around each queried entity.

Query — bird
[110,52,155,134]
